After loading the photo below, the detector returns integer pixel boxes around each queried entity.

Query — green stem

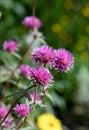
[32,0,37,17]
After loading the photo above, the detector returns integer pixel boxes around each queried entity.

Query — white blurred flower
[75,67,89,105]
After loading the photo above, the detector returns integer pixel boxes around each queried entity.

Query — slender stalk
[16,117,26,130]
[34,85,37,105]
[32,0,37,17]
[32,0,37,31]
[8,51,11,63]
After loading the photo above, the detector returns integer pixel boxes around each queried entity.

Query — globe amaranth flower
[4,118,12,128]
[29,93,41,102]
[37,113,63,130]
[14,104,32,117]
[28,67,53,86]
[3,40,18,52]
[53,48,74,72]
[0,106,12,128]
[32,45,55,67]
[22,16,42,29]
[0,106,8,118]
[19,65,31,77]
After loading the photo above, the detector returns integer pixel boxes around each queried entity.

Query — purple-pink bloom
[28,67,53,86]
[3,40,18,52]
[14,104,32,117]
[5,118,12,128]
[32,45,55,66]
[22,16,42,29]
[29,93,41,102]
[19,65,31,77]
[53,48,74,72]
[0,106,8,118]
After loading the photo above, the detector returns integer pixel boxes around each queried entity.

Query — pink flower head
[3,40,18,52]
[53,48,74,72]
[0,106,8,118]
[22,16,42,29]
[5,118,12,128]
[19,65,31,77]
[32,45,55,66]
[28,67,53,86]
[29,93,41,102]
[14,104,32,117]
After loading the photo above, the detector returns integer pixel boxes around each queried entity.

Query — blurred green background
[0,0,89,129]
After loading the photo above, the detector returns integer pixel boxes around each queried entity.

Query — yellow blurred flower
[86,2,89,8]
[79,35,88,42]
[75,42,85,51]
[37,113,62,130]
[64,0,74,10]
[51,24,62,33]
[60,15,70,25]
[82,3,89,17]
[82,8,89,17]
[86,25,89,33]
[80,51,89,60]
[59,32,72,43]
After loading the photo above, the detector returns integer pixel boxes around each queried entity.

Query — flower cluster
[19,46,74,88]
[2,13,74,130]
[32,45,74,72]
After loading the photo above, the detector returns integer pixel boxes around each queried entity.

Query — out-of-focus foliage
[0,0,89,129]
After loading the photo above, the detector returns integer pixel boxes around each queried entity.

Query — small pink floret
[22,16,42,29]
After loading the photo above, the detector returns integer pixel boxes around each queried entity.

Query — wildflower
[19,65,31,77]
[3,40,18,52]
[82,7,89,17]
[14,104,32,117]
[86,25,89,33]
[60,15,70,25]
[4,118,12,128]
[32,45,55,66]
[28,67,53,86]
[53,48,74,72]
[22,16,42,29]
[0,106,8,118]
[59,32,72,43]
[81,51,89,60]
[75,42,85,51]
[29,93,41,102]
[51,24,62,33]
[64,0,74,10]
[37,113,63,130]
[82,3,89,17]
